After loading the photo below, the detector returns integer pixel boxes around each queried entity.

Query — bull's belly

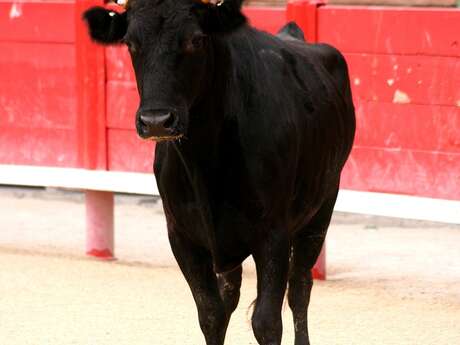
[166,197,328,274]
[164,200,252,273]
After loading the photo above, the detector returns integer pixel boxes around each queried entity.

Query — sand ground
[0,187,459,345]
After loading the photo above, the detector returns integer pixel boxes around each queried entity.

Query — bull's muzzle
[136,110,182,141]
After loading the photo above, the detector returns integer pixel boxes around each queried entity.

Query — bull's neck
[176,34,234,162]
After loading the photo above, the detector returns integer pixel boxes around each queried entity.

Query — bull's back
[226,27,355,227]
[293,41,356,160]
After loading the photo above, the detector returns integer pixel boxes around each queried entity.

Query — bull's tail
[277,22,305,42]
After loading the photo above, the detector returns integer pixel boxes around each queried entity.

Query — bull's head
[83,0,246,141]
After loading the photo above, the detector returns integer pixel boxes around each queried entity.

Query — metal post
[85,190,115,260]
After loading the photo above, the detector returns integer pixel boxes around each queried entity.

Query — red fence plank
[318,6,460,57]
[243,7,286,35]
[107,129,155,173]
[346,53,460,107]
[354,101,460,154]
[75,0,107,170]
[106,46,134,82]
[0,1,74,43]
[106,81,138,130]
[342,147,460,200]
[0,127,77,167]
[0,42,76,130]
[286,0,322,43]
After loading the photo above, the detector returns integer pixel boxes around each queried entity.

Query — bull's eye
[185,34,207,53]
[192,36,204,49]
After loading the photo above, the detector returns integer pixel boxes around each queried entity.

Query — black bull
[84,0,355,344]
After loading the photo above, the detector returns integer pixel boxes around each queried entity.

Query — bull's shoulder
[283,41,351,99]
[227,28,352,109]
[306,43,348,74]
[285,41,348,76]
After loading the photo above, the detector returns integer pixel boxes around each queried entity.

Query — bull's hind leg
[168,231,228,345]
[252,230,290,345]
[288,190,338,345]
[217,265,242,317]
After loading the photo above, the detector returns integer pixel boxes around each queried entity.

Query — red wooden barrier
[76,0,107,171]
[317,6,460,201]
[287,0,323,42]
[0,1,78,167]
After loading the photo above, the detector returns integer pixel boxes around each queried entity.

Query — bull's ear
[83,7,127,44]
[195,0,246,34]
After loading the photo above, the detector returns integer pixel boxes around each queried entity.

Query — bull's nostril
[139,114,151,127]
[163,113,175,129]
[137,110,177,138]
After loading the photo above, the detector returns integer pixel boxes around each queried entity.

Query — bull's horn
[201,0,225,5]
[115,0,128,8]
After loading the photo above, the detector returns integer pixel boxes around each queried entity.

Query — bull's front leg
[252,229,290,345]
[217,265,242,317]
[168,229,228,345]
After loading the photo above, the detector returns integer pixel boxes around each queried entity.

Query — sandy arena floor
[0,187,459,344]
